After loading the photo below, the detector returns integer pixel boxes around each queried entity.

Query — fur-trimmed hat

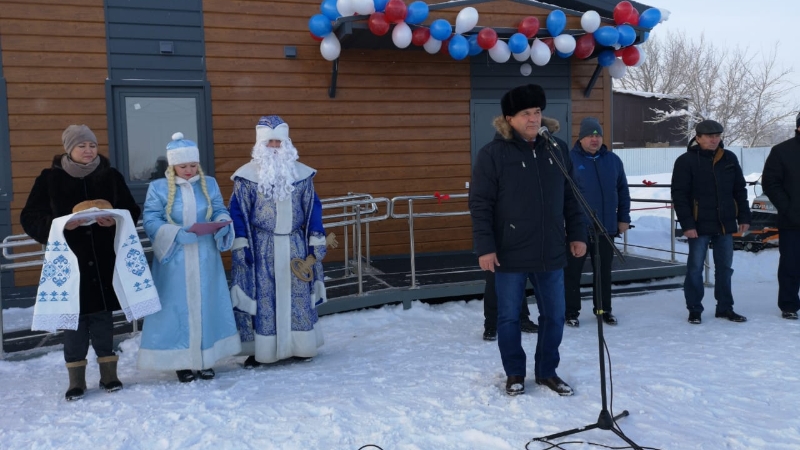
[501,84,547,117]
[578,117,603,140]
[256,115,290,143]
[166,132,200,166]
[695,119,724,135]
[62,124,97,152]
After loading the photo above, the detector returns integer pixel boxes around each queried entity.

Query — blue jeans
[495,270,565,379]
[684,234,734,314]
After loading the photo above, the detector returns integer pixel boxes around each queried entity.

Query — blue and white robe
[229,161,327,363]
[137,175,242,371]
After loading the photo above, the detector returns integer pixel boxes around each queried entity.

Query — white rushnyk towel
[31,208,162,332]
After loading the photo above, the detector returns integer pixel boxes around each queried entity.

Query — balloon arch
[308,0,667,79]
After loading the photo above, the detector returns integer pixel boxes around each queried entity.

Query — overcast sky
[652,0,800,123]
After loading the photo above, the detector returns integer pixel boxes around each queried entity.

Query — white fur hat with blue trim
[255,115,290,144]
[166,132,200,166]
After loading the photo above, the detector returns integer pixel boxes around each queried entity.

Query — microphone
[537,126,561,150]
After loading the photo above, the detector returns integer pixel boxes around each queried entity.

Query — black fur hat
[501,84,547,117]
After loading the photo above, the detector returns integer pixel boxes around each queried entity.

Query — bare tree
[616,31,799,146]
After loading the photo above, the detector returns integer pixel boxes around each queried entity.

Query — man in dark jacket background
[469,84,587,397]
[761,113,800,320]
[564,118,631,328]
[671,119,751,325]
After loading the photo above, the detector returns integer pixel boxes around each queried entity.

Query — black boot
[65,360,87,401]
[176,370,196,383]
[98,355,123,392]
[243,355,262,369]
[196,368,215,380]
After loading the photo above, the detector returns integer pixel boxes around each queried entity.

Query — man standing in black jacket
[761,113,800,320]
[469,84,587,397]
[671,120,751,325]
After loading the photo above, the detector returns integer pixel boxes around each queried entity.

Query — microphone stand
[531,130,643,450]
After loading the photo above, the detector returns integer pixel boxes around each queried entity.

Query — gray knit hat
[62,125,97,152]
[578,117,603,140]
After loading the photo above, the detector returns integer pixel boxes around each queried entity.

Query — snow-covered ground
[1,173,798,450]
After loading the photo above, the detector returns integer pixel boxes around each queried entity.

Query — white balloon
[455,7,479,34]
[658,8,671,23]
[633,46,647,68]
[609,58,628,79]
[320,34,341,61]
[512,44,531,62]
[530,39,551,66]
[488,40,511,63]
[580,10,601,33]
[392,22,412,49]
[520,63,533,76]
[352,0,375,15]
[423,37,442,54]
[554,34,576,54]
[336,0,356,17]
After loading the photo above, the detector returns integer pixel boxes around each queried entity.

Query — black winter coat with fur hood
[469,117,587,273]
[20,154,141,315]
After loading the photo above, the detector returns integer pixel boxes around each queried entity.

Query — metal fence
[615,146,772,177]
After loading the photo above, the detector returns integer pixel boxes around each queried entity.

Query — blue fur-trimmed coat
[228,161,327,363]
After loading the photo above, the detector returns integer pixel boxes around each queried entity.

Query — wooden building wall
[0,0,107,286]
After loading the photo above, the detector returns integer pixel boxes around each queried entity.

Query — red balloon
[310,31,323,42]
[613,1,634,25]
[614,48,625,57]
[368,12,390,36]
[384,0,407,24]
[439,37,451,56]
[542,38,555,55]
[518,16,540,38]
[621,46,640,66]
[627,8,640,26]
[477,28,498,50]
[411,27,430,46]
[574,34,595,59]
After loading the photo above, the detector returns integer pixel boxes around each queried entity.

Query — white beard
[251,140,299,202]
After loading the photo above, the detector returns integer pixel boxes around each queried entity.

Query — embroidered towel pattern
[32,208,161,332]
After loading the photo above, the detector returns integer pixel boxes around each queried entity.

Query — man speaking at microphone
[469,84,587,397]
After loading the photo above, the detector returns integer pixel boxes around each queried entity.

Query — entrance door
[107,82,213,204]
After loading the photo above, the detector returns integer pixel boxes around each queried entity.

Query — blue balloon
[593,26,619,47]
[467,34,482,56]
[597,49,616,67]
[638,8,662,29]
[546,10,566,36]
[405,1,429,25]
[373,0,389,13]
[556,50,574,59]
[430,19,452,41]
[617,24,636,47]
[320,0,341,21]
[449,35,469,60]
[308,14,332,38]
[508,33,529,54]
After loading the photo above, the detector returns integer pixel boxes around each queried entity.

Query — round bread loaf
[72,199,113,213]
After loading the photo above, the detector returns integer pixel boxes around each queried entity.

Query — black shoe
[565,315,580,327]
[782,311,798,320]
[196,368,215,380]
[535,376,574,396]
[602,313,618,325]
[99,379,123,392]
[483,327,497,341]
[505,376,525,396]
[243,355,262,369]
[715,310,747,322]
[520,320,539,333]
[688,312,702,324]
[65,387,85,401]
[176,370,196,383]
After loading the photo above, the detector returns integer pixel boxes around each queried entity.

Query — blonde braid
[197,166,213,221]
[165,167,177,224]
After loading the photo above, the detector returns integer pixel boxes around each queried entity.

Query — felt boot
[97,355,123,392]
[65,360,88,401]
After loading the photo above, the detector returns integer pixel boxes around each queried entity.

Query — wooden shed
[0,0,654,289]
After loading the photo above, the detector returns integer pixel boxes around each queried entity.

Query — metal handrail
[390,193,470,288]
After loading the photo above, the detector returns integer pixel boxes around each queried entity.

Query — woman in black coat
[20,125,140,401]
